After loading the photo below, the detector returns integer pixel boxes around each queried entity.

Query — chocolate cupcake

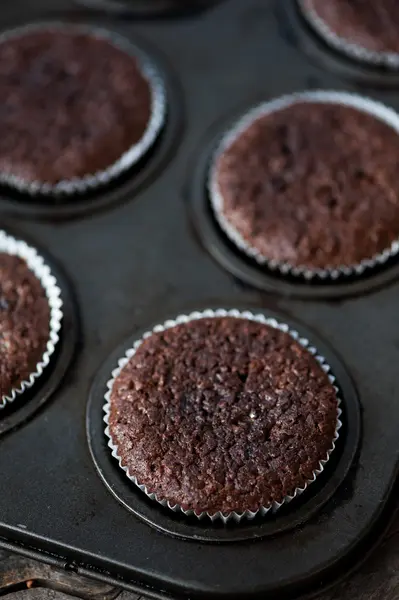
[209,91,399,279]
[299,0,399,68]
[0,23,166,195]
[104,309,341,522]
[0,231,62,407]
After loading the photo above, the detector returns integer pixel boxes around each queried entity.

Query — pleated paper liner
[104,309,342,523]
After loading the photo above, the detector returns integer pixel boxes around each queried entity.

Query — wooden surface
[7,514,399,600]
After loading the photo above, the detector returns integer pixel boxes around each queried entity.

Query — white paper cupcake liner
[0,22,166,197]
[208,90,399,281]
[104,308,342,524]
[298,0,399,70]
[0,230,63,409]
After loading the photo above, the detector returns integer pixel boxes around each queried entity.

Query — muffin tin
[0,0,399,598]
[74,0,223,18]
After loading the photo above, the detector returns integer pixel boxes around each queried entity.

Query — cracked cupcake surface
[0,26,153,186]
[0,254,50,399]
[108,316,338,514]
[212,101,399,270]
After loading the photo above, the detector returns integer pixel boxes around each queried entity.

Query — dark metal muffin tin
[74,0,222,18]
[0,0,399,598]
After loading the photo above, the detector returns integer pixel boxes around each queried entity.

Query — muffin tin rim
[73,0,223,17]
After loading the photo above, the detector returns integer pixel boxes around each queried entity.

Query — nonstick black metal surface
[0,0,399,599]
[74,0,222,18]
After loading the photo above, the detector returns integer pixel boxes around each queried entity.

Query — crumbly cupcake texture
[213,101,399,270]
[0,254,50,399]
[108,317,338,515]
[302,0,399,55]
[0,27,152,185]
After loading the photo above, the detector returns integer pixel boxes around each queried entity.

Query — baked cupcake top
[108,316,338,514]
[0,26,154,186]
[0,254,50,399]
[302,0,399,55]
[211,99,399,270]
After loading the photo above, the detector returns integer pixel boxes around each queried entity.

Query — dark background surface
[0,0,399,598]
